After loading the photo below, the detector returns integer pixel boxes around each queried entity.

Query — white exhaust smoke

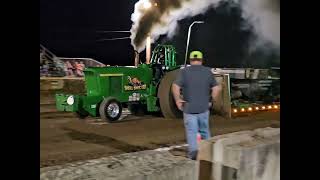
[238,0,280,52]
[130,0,280,53]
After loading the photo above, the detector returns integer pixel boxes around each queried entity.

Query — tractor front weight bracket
[146,84,159,112]
[147,96,159,112]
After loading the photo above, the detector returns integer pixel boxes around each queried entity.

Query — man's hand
[175,99,186,111]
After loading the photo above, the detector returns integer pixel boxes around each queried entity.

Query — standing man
[172,51,221,160]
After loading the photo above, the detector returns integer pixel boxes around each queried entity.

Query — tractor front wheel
[99,97,122,122]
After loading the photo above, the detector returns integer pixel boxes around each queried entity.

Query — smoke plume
[130,0,280,53]
[238,0,280,52]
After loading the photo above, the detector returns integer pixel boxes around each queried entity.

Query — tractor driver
[155,48,166,65]
[172,51,221,160]
[152,50,165,81]
[157,53,165,65]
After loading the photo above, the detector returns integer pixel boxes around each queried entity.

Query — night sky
[40,0,279,68]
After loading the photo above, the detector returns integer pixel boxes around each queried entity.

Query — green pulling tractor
[55,45,183,122]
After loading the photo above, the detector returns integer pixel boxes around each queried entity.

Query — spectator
[78,61,85,76]
[75,61,84,77]
[71,61,77,75]
[73,61,79,76]
[80,61,86,70]
[65,61,74,76]
[40,50,44,65]
[63,62,68,76]
[40,65,43,76]
[172,51,221,160]
[42,61,49,76]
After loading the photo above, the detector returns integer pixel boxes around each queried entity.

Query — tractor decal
[124,76,147,91]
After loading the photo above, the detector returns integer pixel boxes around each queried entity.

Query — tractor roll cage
[150,45,177,68]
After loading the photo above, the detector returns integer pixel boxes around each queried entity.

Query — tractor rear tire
[99,97,122,122]
[158,69,183,119]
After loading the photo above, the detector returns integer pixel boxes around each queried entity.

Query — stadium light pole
[184,21,204,67]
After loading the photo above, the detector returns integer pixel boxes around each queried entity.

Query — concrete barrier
[198,127,280,180]
[40,150,198,180]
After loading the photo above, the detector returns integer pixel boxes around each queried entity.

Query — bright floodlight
[143,1,152,9]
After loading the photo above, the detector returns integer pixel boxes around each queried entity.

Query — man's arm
[172,70,186,111]
[172,83,182,101]
[172,83,185,111]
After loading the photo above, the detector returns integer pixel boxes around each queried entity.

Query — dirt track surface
[40,110,280,168]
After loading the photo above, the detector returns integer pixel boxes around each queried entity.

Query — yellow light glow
[248,107,252,111]
[233,109,238,113]
[154,3,158,6]
[274,105,278,109]
[241,108,245,112]
[262,106,266,110]
[255,107,259,110]
[268,105,272,109]
[143,1,152,9]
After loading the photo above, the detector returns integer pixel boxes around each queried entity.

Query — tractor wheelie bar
[56,45,183,122]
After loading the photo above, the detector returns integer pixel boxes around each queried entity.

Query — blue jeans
[183,110,211,160]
